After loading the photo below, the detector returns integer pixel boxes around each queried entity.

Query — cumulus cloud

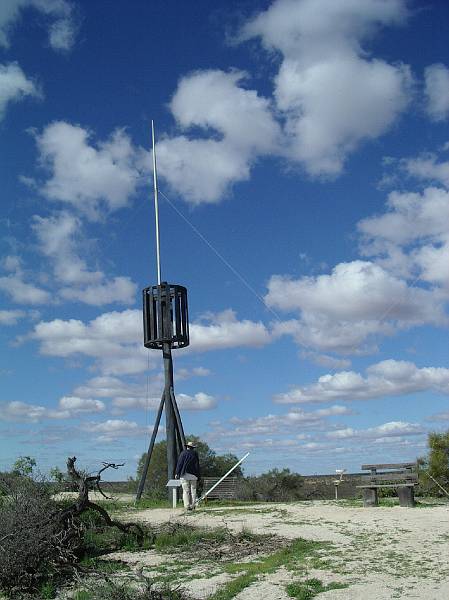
[0,395,104,422]
[59,276,136,306]
[74,375,160,400]
[30,308,270,375]
[156,70,281,204]
[177,393,217,410]
[0,309,25,325]
[327,420,423,439]
[72,374,216,412]
[0,266,51,305]
[274,359,449,404]
[403,155,449,189]
[424,63,449,121]
[300,351,351,370]
[57,396,105,414]
[83,419,151,443]
[268,260,444,354]
[32,212,102,286]
[210,404,352,442]
[0,0,78,51]
[0,62,39,121]
[239,0,412,176]
[30,308,149,375]
[30,211,137,305]
[359,186,449,287]
[34,122,146,219]
[190,309,272,352]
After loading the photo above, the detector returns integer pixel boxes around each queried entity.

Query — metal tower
[135,123,190,501]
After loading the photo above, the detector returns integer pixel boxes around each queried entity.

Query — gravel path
[116,500,449,599]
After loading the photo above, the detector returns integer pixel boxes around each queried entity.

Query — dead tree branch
[61,457,144,544]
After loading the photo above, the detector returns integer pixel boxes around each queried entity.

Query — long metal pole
[196,452,250,505]
[152,120,161,285]
[170,387,186,450]
[163,343,177,493]
[135,391,165,502]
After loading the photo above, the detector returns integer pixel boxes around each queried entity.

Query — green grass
[79,556,129,573]
[72,578,189,599]
[286,578,348,599]
[154,526,228,551]
[208,538,333,600]
[38,581,57,598]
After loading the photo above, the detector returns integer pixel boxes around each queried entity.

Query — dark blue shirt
[175,448,200,478]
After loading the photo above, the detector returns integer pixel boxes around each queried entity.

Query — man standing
[175,441,200,510]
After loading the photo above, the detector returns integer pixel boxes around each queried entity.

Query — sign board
[166,479,182,487]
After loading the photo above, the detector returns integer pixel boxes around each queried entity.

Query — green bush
[419,431,449,496]
[136,437,243,498]
[0,475,82,596]
[236,468,303,502]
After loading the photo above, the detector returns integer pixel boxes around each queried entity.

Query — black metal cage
[143,282,189,349]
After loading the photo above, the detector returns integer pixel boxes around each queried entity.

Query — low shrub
[236,468,303,502]
[71,577,189,599]
[0,475,83,596]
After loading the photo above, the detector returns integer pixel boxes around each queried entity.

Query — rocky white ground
[111,500,449,599]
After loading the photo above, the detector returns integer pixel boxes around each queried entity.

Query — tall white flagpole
[152,120,161,285]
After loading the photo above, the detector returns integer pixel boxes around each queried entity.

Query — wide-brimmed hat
[186,441,196,448]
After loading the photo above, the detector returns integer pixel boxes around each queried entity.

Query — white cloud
[403,156,449,189]
[59,276,136,306]
[31,212,137,305]
[30,308,269,375]
[35,122,146,219]
[156,70,280,204]
[0,309,25,325]
[32,212,101,285]
[358,186,449,287]
[83,419,150,442]
[30,309,149,374]
[0,400,49,421]
[0,62,39,121]
[58,396,105,414]
[300,351,351,370]
[239,0,411,176]
[0,394,104,422]
[177,393,217,411]
[216,404,352,439]
[359,187,449,246]
[73,374,216,412]
[424,63,449,121]
[267,260,444,354]
[274,359,449,404]
[0,0,78,51]
[74,375,149,399]
[2,255,22,272]
[327,420,423,440]
[190,309,272,352]
[428,411,449,422]
[0,271,51,305]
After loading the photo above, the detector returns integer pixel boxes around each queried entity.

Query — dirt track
[107,500,449,599]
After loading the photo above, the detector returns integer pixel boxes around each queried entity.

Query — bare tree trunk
[60,457,144,544]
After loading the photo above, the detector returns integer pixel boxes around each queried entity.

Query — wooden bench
[357,463,418,507]
[202,477,238,501]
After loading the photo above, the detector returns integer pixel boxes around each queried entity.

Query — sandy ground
[110,500,449,599]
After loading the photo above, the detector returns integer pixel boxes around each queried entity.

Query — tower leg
[163,343,177,497]
[135,391,165,502]
[170,387,186,449]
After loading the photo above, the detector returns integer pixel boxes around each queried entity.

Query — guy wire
[158,189,282,323]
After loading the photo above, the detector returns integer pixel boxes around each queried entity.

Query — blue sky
[1,0,449,479]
